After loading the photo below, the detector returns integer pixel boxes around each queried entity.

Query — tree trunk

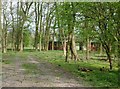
[65,36,70,62]
[86,36,90,60]
[63,37,66,56]
[44,4,53,51]
[0,0,1,52]
[71,34,78,61]
[44,5,50,51]
[39,34,42,51]
[65,44,69,62]
[15,2,19,51]
[45,34,49,51]
[10,2,15,51]
[100,43,103,55]
[34,2,40,51]
[69,2,78,61]
[42,24,46,51]
[2,8,7,53]
[52,34,55,50]
[39,3,42,51]
[52,19,56,50]
[45,20,49,51]
[106,48,112,70]
[19,28,23,51]
[34,25,39,51]
[19,18,24,52]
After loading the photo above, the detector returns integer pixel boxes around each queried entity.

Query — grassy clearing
[33,50,118,87]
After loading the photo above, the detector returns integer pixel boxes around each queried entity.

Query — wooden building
[48,41,63,50]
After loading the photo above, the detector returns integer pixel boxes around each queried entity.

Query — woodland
[1,1,120,87]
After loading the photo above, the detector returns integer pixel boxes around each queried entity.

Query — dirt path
[2,54,87,87]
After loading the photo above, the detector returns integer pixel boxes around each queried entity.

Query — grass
[3,51,30,60]
[33,50,118,87]
[22,63,39,74]
[2,50,119,87]
[2,52,16,64]
[2,60,11,64]
[50,60,118,87]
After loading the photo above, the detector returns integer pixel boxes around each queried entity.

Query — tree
[34,2,40,51]
[2,2,9,53]
[15,2,32,51]
[39,2,43,51]
[44,3,55,51]
[0,0,2,52]
[75,2,118,69]
[10,1,15,51]
[58,2,78,61]
[84,2,118,70]
[23,29,31,48]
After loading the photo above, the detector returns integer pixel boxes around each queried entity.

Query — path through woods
[2,54,87,87]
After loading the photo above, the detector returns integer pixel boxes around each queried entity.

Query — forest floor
[2,52,88,87]
[2,50,118,88]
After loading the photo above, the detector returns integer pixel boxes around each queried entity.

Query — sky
[1,1,55,34]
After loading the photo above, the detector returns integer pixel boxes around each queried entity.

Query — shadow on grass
[7,48,36,52]
[3,50,119,87]
[23,49,36,52]
[45,56,118,87]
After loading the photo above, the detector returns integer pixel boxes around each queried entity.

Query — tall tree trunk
[71,34,78,61]
[19,27,23,51]
[10,2,15,51]
[63,37,66,56]
[86,36,90,60]
[15,2,19,51]
[45,20,49,51]
[0,0,2,87]
[19,8,23,52]
[70,2,78,61]
[65,36,70,62]
[100,43,103,55]
[98,3,113,70]
[42,19,45,51]
[52,29,55,50]
[65,3,78,61]
[44,3,53,51]
[55,2,61,49]
[52,18,56,50]
[0,0,1,52]
[105,45,112,70]
[117,5,120,86]
[39,3,42,51]
[39,34,42,51]
[19,2,33,51]
[2,8,7,53]
[34,2,40,51]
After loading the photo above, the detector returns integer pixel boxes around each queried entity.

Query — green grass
[51,61,118,86]
[2,50,119,87]
[50,60,118,87]
[2,60,11,64]
[22,63,39,74]
[33,50,118,87]
[2,52,16,64]
[2,51,30,60]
